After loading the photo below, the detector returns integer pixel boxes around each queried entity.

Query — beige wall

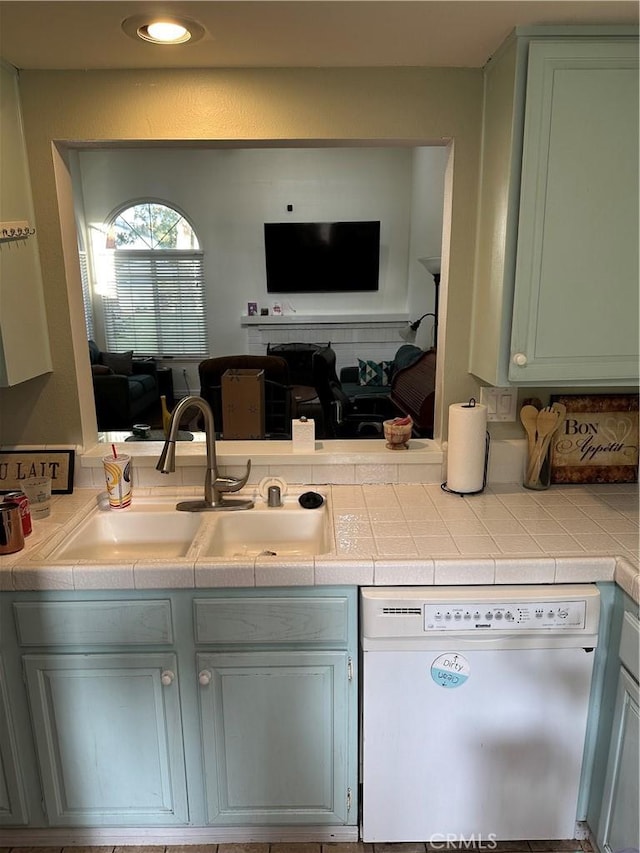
[0,67,483,446]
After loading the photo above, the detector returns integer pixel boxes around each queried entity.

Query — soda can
[2,491,32,536]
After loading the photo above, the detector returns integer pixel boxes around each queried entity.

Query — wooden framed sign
[0,449,75,494]
[550,394,639,484]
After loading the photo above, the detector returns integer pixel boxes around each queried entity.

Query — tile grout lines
[0,840,594,853]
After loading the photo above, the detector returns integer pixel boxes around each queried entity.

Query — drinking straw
[111,443,118,459]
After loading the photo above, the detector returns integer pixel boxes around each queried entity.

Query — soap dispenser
[292,415,315,452]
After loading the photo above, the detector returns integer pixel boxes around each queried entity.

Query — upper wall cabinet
[470,31,639,387]
[0,62,52,387]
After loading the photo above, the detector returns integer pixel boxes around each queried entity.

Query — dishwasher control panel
[423,599,587,631]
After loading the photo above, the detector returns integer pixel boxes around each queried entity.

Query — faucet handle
[214,459,252,494]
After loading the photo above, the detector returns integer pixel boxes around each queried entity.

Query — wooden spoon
[541,402,567,480]
[520,404,539,462]
[527,408,561,484]
[550,401,567,424]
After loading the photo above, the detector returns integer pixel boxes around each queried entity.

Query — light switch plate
[480,386,518,422]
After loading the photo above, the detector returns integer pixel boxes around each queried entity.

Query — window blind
[101,250,207,356]
[79,250,95,341]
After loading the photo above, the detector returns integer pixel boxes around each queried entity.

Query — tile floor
[0,841,596,853]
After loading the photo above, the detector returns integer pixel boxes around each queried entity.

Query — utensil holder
[524,445,552,490]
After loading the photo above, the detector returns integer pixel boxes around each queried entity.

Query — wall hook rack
[0,220,36,242]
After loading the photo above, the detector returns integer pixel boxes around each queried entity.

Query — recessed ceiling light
[142,21,190,44]
[122,14,205,46]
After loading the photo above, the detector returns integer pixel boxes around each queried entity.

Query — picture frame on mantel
[0,449,75,494]
[549,394,639,484]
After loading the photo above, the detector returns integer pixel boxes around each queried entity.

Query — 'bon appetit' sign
[550,395,639,484]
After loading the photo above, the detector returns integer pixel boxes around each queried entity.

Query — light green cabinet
[0,587,358,835]
[585,587,639,851]
[595,611,639,852]
[198,651,351,825]
[9,595,187,827]
[0,656,27,826]
[23,652,189,827]
[193,591,357,827]
[470,30,639,387]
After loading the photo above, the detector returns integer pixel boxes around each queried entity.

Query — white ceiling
[0,1,637,71]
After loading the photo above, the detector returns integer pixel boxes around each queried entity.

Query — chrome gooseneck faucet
[156,395,253,512]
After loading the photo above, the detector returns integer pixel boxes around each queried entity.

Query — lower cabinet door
[23,653,189,826]
[597,667,640,852]
[197,650,351,825]
[0,655,27,825]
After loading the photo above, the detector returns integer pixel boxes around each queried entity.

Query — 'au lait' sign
[0,451,75,494]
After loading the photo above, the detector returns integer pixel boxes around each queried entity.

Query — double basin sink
[47,493,333,561]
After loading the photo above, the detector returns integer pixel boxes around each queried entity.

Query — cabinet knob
[512,353,528,366]
[160,670,175,686]
[198,670,212,686]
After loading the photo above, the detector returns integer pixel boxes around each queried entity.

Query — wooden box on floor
[222,368,265,439]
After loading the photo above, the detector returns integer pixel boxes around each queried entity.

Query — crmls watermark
[428,834,498,850]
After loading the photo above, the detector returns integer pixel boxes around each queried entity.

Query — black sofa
[339,345,436,437]
[89,340,160,430]
[339,345,424,398]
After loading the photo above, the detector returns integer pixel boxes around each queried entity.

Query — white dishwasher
[361,584,600,842]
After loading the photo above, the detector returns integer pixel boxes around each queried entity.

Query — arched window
[94,201,206,356]
[109,202,200,250]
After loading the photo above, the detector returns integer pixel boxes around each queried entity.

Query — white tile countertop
[1,483,638,602]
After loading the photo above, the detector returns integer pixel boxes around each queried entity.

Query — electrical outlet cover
[480,386,518,422]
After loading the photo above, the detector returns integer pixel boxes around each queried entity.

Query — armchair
[311,346,397,438]
[266,341,329,386]
[88,340,160,430]
[198,355,292,438]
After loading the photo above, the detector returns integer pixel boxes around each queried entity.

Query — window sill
[81,436,443,469]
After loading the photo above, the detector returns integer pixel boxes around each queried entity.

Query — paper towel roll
[446,401,488,494]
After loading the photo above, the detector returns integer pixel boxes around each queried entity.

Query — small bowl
[383,418,413,450]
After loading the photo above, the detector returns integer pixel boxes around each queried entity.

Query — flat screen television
[264,220,380,293]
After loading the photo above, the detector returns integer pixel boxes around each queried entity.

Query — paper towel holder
[441,398,490,497]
